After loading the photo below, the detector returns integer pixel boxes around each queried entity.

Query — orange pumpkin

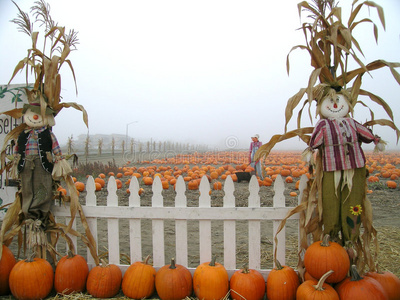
[266,260,299,300]
[87,260,122,298]
[304,235,350,283]
[0,245,16,295]
[335,265,387,299]
[9,257,54,300]
[386,180,397,189]
[188,180,199,190]
[54,251,89,295]
[74,181,85,192]
[122,255,156,299]
[365,267,400,300]
[296,270,339,300]
[193,257,229,300]
[213,181,222,190]
[230,267,265,300]
[155,258,193,300]
[143,177,153,186]
[94,177,105,188]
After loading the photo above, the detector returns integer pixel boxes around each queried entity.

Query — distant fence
[51,174,307,278]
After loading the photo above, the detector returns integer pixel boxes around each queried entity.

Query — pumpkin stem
[275,259,283,270]
[209,256,217,267]
[144,255,151,265]
[313,270,334,291]
[320,234,331,247]
[27,251,36,262]
[67,249,75,259]
[169,258,177,269]
[100,258,109,267]
[349,265,363,281]
[241,265,250,274]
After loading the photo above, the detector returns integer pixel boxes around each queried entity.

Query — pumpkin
[296,270,339,300]
[143,176,153,186]
[213,181,222,190]
[365,266,400,300]
[193,256,229,300]
[155,258,193,300]
[94,177,105,188]
[335,265,388,299]
[230,266,266,300]
[0,245,17,295]
[122,255,156,299]
[304,234,350,283]
[74,181,85,192]
[86,260,122,298]
[188,180,199,190]
[54,250,89,295]
[9,256,54,300]
[386,180,397,189]
[266,260,299,300]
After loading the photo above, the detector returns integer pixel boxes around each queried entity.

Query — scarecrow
[12,100,71,228]
[254,0,400,275]
[0,0,98,265]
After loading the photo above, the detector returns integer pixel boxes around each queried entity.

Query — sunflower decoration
[255,0,400,276]
[0,0,98,266]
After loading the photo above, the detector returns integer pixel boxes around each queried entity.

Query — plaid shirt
[15,126,62,157]
[309,117,378,171]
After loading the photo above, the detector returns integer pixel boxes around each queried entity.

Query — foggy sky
[1,0,399,151]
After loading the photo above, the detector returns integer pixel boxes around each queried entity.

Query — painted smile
[26,116,43,125]
[326,105,345,114]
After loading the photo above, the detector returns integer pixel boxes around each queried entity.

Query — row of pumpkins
[1,235,400,300]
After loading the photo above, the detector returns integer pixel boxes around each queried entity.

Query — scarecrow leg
[321,171,342,241]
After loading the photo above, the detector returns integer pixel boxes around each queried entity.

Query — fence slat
[175,176,188,267]
[128,176,142,263]
[107,177,120,265]
[85,176,97,267]
[152,176,165,267]
[273,175,286,266]
[223,176,235,269]
[248,175,261,269]
[199,176,211,263]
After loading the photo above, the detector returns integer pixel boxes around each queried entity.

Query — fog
[1,0,399,151]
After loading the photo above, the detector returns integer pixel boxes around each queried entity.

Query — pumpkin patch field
[1,150,400,299]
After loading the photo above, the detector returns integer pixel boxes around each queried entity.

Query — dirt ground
[1,155,400,299]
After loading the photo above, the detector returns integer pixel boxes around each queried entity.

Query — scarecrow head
[22,102,55,128]
[314,84,354,119]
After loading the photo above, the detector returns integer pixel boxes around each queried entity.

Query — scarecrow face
[320,94,350,119]
[23,108,50,128]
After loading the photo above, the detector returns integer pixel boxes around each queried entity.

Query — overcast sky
[1,0,399,151]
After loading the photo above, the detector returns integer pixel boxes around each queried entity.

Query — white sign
[0,84,30,219]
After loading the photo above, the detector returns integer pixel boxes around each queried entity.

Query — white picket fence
[51,174,307,278]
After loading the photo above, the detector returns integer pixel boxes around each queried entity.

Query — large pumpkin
[155,258,193,300]
[266,260,299,300]
[86,260,122,298]
[0,245,17,295]
[230,267,265,300]
[122,255,156,299]
[304,234,350,283]
[364,267,400,300]
[9,257,54,300]
[54,251,89,295]
[193,257,229,300]
[296,270,339,300]
[335,265,388,299]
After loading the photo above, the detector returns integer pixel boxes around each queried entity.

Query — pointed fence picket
[51,174,307,278]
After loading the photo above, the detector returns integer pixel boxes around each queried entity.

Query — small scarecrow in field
[0,0,98,265]
[255,0,400,275]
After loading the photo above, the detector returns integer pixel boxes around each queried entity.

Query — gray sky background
[1,0,399,151]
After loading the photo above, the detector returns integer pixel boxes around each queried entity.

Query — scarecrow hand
[52,155,72,180]
[9,154,20,180]
[374,138,387,153]
[301,147,313,163]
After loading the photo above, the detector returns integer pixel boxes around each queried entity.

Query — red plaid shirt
[309,118,379,171]
[15,126,62,157]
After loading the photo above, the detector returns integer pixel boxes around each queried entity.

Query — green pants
[20,156,53,225]
[322,166,366,242]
